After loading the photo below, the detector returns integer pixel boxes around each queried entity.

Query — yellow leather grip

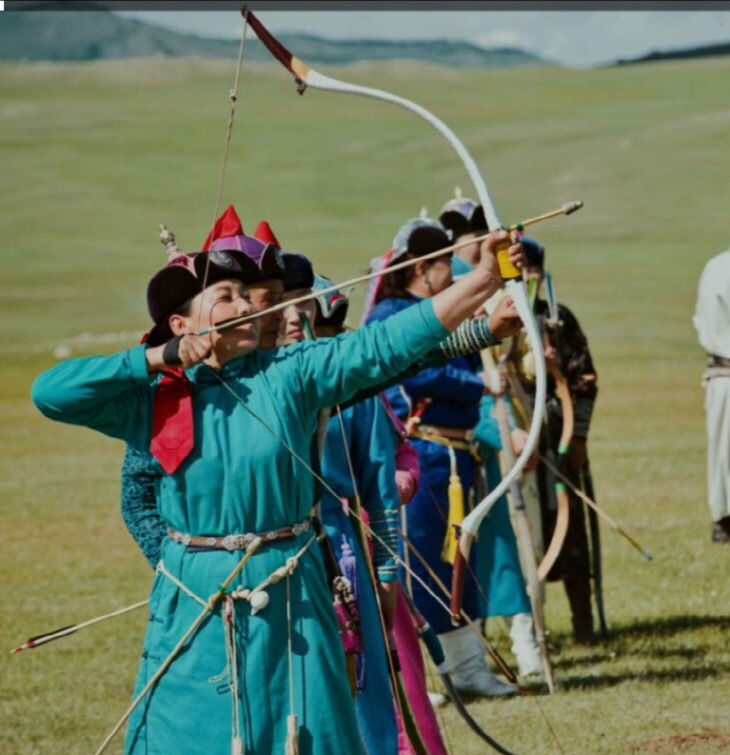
[495,237,521,280]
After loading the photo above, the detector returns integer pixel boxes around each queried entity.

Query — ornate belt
[168,518,312,552]
[409,425,480,458]
[708,354,730,368]
[417,423,475,443]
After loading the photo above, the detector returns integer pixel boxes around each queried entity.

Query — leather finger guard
[162,335,183,366]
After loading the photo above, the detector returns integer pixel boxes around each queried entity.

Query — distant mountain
[0,7,543,67]
[616,41,730,65]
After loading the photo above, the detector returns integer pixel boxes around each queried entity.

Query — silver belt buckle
[221,533,253,551]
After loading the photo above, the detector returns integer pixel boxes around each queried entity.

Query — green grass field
[1,55,729,754]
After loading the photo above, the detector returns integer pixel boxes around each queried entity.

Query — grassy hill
[0,8,542,67]
[1,55,729,754]
[618,40,730,65]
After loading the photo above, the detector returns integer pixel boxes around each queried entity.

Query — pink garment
[379,395,421,503]
[392,585,448,755]
[361,249,396,325]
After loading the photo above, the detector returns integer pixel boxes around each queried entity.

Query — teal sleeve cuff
[376,568,398,583]
[130,344,151,384]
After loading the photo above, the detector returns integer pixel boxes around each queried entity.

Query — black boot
[564,575,595,643]
[712,516,730,543]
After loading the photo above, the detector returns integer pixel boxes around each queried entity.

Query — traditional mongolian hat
[313,274,349,328]
[391,209,451,261]
[282,253,315,292]
[204,206,286,282]
[439,186,488,238]
[520,236,545,267]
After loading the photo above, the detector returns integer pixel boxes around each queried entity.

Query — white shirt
[694,249,730,359]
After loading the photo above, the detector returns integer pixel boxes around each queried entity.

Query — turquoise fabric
[473,395,531,618]
[320,398,399,755]
[32,300,447,755]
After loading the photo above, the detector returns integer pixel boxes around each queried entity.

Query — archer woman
[32,232,522,754]
[365,215,518,698]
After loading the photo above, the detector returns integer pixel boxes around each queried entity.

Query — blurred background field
[1,53,729,754]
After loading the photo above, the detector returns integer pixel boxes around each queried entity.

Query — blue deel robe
[31,300,448,755]
[320,397,400,755]
[473,395,531,618]
[366,295,484,634]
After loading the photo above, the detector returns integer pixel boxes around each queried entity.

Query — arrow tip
[563,200,584,215]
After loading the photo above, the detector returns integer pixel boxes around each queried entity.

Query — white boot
[427,691,448,708]
[507,612,544,678]
[438,625,517,698]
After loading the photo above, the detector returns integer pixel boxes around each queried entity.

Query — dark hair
[374,253,451,303]
[171,297,194,318]
[374,254,415,302]
[375,225,451,303]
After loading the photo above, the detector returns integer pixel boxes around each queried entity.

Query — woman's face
[278,289,317,345]
[172,279,259,362]
[423,254,453,295]
[454,232,481,266]
[247,279,284,350]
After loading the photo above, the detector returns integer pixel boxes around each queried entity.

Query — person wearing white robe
[693,248,730,542]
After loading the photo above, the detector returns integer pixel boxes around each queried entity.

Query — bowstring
[195,16,249,334]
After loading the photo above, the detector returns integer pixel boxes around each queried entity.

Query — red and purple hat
[204,206,285,282]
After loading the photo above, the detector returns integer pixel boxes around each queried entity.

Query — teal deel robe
[473,394,531,618]
[31,300,448,755]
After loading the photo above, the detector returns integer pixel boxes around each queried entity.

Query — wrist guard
[162,335,183,366]
[438,317,500,360]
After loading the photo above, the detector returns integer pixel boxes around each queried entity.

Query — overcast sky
[117,9,730,67]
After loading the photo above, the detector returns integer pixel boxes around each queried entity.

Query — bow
[534,273,574,582]
[481,347,556,694]
[240,4,548,630]
[402,589,521,755]
[536,360,574,581]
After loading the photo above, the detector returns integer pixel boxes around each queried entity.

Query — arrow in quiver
[582,462,609,637]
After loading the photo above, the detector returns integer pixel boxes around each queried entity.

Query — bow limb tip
[449,534,473,626]
[242,6,311,84]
